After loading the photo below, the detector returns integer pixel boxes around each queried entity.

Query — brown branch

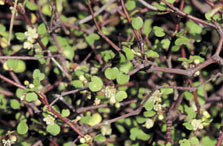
[76,99,137,113]
[0,74,26,89]
[120,0,142,43]
[162,0,217,28]
[92,89,157,127]
[217,130,223,146]
[87,0,121,52]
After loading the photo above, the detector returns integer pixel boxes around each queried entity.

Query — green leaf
[57,36,69,47]
[49,45,58,52]
[42,5,52,16]
[116,72,130,84]
[89,76,103,92]
[136,116,147,124]
[183,122,193,130]
[130,128,150,141]
[179,139,191,146]
[46,123,61,136]
[86,33,100,45]
[41,36,49,46]
[116,124,125,133]
[72,80,84,88]
[202,136,217,146]
[190,137,199,145]
[10,99,20,110]
[63,45,74,60]
[126,0,136,11]
[101,50,115,62]
[15,33,26,41]
[7,59,18,70]
[80,115,91,124]
[88,113,102,126]
[0,94,6,109]
[185,106,196,119]
[0,24,6,32]
[16,88,25,98]
[186,20,202,34]
[160,85,173,95]
[26,1,38,11]
[153,26,165,37]
[115,91,128,102]
[63,141,73,146]
[13,60,26,73]
[175,36,190,46]
[119,62,133,73]
[161,39,170,50]
[153,2,166,11]
[56,0,63,13]
[33,69,45,81]
[143,19,152,36]
[17,121,28,135]
[183,5,192,14]
[38,23,47,35]
[94,134,106,142]
[104,67,119,80]
[146,50,159,58]
[143,110,156,117]
[184,91,193,100]
[123,47,134,60]
[166,0,176,3]
[61,109,70,117]
[132,17,143,30]
[144,100,154,111]
[26,92,38,102]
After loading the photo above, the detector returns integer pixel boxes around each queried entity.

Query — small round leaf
[116,91,128,102]
[89,76,103,92]
[104,67,119,80]
[62,109,70,117]
[26,92,38,102]
[46,123,61,136]
[116,73,130,84]
[126,0,136,11]
[132,17,143,30]
[17,121,28,135]
[10,99,20,110]
[88,113,102,126]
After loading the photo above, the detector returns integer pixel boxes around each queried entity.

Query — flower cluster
[23,26,38,49]
[43,115,55,125]
[191,119,203,131]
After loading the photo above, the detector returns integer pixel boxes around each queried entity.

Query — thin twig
[162,0,217,28]
[75,0,116,25]
[87,0,122,52]
[0,74,26,89]
[8,0,18,45]
[138,0,158,11]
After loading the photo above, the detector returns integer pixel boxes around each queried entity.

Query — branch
[87,0,122,52]
[162,0,217,28]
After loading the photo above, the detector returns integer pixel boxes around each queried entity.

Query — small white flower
[191,119,203,131]
[43,115,55,125]
[0,0,5,5]
[101,125,112,136]
[94,98,101,105]
[143,118,154,129]
[154,103,162,111]
[84,134,92,143]
[104,86,116,99]
[194,59,200,65]
[23,41,34,50]
[202,110,211,119]
[24,26,38,41]
[150,90,162,103]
